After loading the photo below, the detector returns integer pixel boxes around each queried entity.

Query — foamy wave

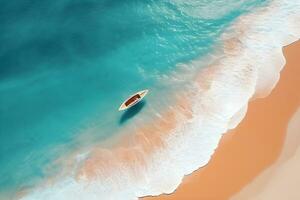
[19,0,300,199]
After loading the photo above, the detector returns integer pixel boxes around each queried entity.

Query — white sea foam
[19,0,300,199]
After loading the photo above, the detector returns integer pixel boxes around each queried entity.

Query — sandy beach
[231,107,300,200]
[142,40,300,200]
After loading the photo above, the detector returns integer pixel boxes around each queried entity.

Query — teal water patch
[0,0,267,197]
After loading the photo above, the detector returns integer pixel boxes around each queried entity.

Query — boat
[118,89,149,111]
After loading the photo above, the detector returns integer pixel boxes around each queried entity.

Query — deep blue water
[0,0,266,197]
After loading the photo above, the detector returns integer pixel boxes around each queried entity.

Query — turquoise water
[0,0,266,197]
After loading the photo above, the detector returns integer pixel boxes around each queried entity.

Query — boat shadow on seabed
[119,100,146,125]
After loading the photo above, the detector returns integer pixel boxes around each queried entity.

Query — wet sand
[142,40,300,200]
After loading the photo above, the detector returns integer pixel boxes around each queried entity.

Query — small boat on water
[118,90,148,111]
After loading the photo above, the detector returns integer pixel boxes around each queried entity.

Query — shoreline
[142,40,300,200]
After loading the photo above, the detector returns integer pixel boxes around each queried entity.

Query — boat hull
[118,90,149,111]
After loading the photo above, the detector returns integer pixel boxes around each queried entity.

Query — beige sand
[231,108,300,200]
[142,41,300,200]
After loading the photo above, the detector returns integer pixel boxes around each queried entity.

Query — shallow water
[0,0,288,199]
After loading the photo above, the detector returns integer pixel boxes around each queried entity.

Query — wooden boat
[118,90,148,111]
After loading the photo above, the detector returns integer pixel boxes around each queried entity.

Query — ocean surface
[0,0,299,199]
